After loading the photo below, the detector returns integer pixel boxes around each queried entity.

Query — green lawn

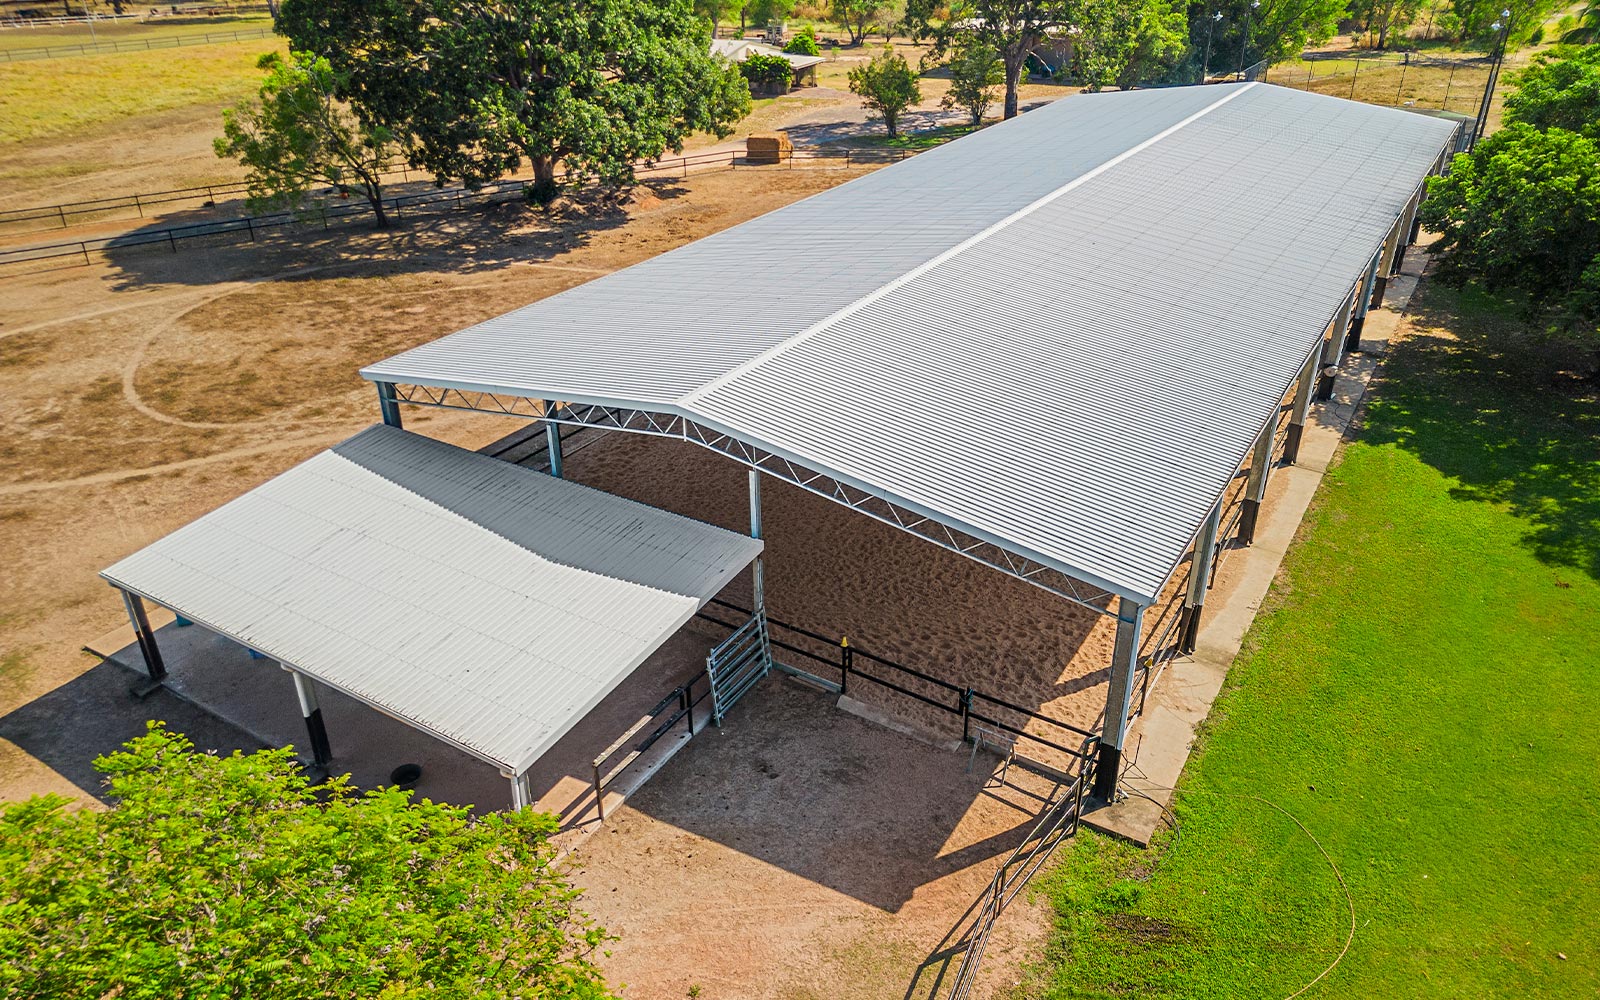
[1030,283,1600,999]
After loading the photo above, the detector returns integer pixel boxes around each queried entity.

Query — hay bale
[746,131,794,165]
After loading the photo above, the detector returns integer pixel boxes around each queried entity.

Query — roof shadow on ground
[86,181,686,291]
[615,676,1056,914]
[0,657,268,805]
[1357,286,1600,581]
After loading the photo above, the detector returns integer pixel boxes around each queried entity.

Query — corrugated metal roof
[101,426,762,774]
[362,83,1457,603]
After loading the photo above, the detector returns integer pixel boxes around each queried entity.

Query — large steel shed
[102,425,764,804]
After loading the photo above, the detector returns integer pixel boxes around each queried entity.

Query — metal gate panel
[707,612,772,725]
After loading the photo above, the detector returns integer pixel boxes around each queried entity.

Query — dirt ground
[0,165,881,800]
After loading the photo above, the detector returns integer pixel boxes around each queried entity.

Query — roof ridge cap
[676,82,1259,410]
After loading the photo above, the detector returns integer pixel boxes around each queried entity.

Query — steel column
[1092,598,1146,801]
[1348,249,1382,354]
[748,468,765,615]
[1391,189,1421,275]
[376,381,403,428]
[1282,350,1319,465]
[543,402,564,478]
[508,771,530,810]
[1318,285,1357,401]
[1238,419,1275,546]
[1368,218,1401,313]
[289,669,333,767]
[119,589,167,683]
[1177,499,1223,655]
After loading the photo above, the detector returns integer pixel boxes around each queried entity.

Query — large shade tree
[278,0,751,201]
[0,725,613,999]
[903,0,1077,119]
[1503,44,1600,138]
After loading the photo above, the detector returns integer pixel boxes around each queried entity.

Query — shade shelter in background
[102,426,764,805]
[362,82,1459,800]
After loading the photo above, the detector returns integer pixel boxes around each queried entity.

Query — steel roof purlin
[362,82,1459,606]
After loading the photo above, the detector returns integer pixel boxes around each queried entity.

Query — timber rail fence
[0,24,276,61]
[0,148,911,274]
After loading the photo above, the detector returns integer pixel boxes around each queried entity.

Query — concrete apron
[1080,251,1430,847]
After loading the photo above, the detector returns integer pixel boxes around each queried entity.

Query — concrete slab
[88,616,714,839]
[1082,247,1432,847]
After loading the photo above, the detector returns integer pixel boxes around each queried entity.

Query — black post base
[1409,215,1422,243]
[1345,315,1367,354]
[1282,423,1305,465]
[1239,498,1262,546]
[304,707,333,766]
[1316,371,1336,401]
[1369,276,1388,312]
[1392,244,1408,274]
[1092,744,1121,802]
[128,678,165,701]
[1178,603,1203,655]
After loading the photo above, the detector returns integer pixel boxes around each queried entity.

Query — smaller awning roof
[101,425,762,775]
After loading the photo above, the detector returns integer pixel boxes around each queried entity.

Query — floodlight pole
[748,468,765,616]
[1473,12,1512,144]
[1237,417,1276,546]
[1093,597,1146,802]
[1177,499,1224,654]
[1202,11,1223,83]
[1236,0,1259,80]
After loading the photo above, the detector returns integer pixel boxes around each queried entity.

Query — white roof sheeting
[363,83,1458,603]
[101,426,762,774]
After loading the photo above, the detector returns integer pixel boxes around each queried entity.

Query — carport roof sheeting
[362,82,1459,604]
[101,425,763,775]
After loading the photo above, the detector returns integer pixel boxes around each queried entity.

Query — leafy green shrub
[785,24,821,55]
[741,52,795,91]
[0,725,614,1000]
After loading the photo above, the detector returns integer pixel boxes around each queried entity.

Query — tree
[904,0,1077,120]
[279,0,751,203]
[942,36,1005,123]
[1421,123,1600,345]
[785,23,823,53]
[832,0,894,43]
[1075,0,1187,89]
[215,52,399,228]
[848,45,922,136]
[1503,44,1600,138]
[697,0,744,35]
[0,725,613,999]
[1350,0,1426,47]
[1446,0,1560,48]
[1563,0,1600,42]
[1234,0,1347,68]
[747,0,797,30]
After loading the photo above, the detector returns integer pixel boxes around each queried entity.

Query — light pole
[1202,11,1223,83]
[1237,0,1260,80]
[1473,9,1511,144]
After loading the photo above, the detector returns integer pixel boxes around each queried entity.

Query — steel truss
[386,383,1120,616]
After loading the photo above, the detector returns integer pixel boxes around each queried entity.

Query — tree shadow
[1358,283,1600,580]
[93,180,690,291]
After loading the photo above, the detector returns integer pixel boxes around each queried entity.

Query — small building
[711,38,824,91]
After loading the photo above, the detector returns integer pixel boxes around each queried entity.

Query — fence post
[839,636,851,696]
[57,205,66,228]
[134,193,143,218]
[682,686,694,736]
[246,216,255,242]
[961,688,974,744]
[592,762,606,823]
[81,244,91,266]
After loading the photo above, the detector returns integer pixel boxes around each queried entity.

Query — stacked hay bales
[746,131,794,165]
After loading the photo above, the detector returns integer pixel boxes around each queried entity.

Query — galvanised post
[1177,499,1224,655]
[120,589,167,683]
[543,401,564,478]
[1238,418,1275,546]
[1092,598,1146,802]
[748,468,765,615]
[288,669,333,768]
[376,381,403,428]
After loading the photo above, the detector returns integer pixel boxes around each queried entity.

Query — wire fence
[0,24,276,61]
[0,147,910,275]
